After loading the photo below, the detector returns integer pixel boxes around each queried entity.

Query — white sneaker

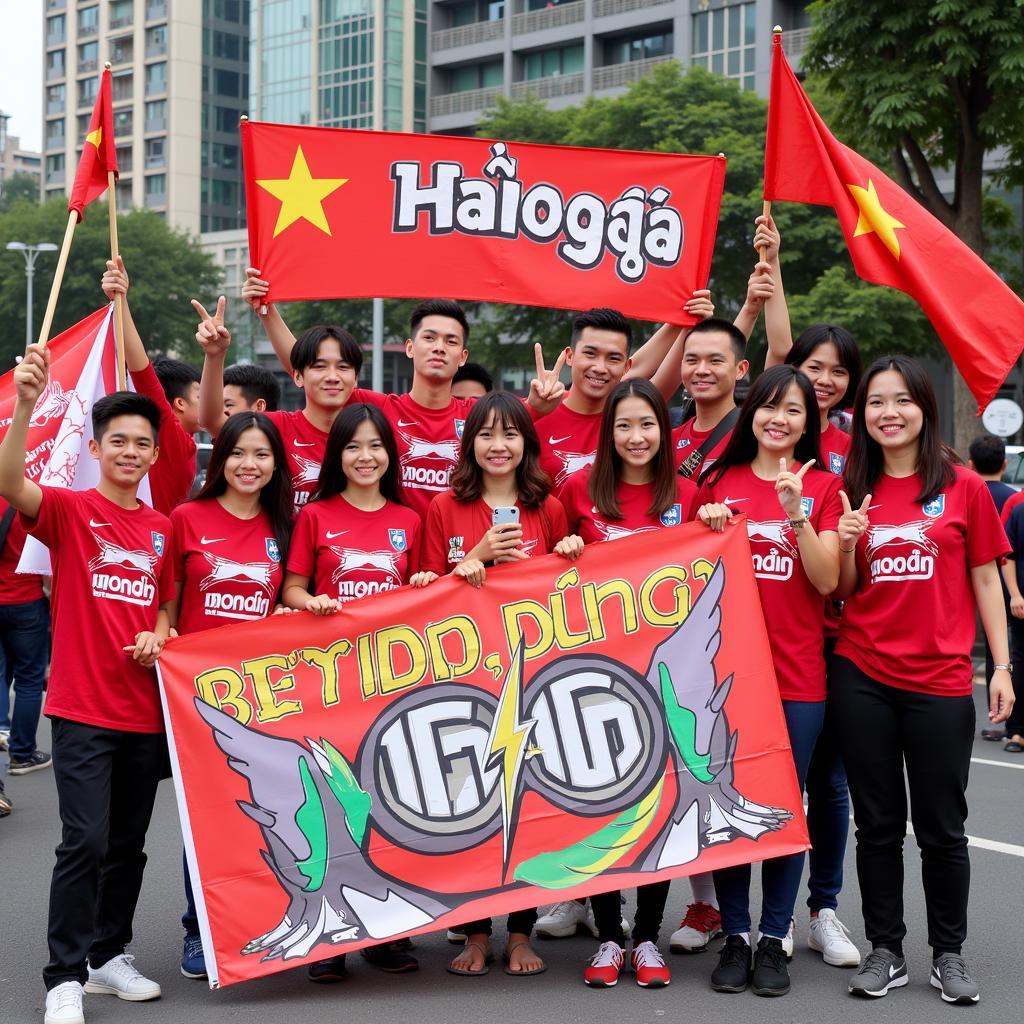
[44,982,84,1024]
[669,902,722,953]
[446,929,467,944]
[755,918,795,959]
[84,954,161,1001]
[536,900,599,939]
[807,909,861,966]
[0,730,9,752]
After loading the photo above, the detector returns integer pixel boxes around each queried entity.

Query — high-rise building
[41,0,249,234]
[0,113,42,189]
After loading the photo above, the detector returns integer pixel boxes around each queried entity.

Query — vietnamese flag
[68,66,118,220]
[764,35,1024,410]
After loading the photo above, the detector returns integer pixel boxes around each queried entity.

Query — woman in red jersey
[695,364,842,998]
[831,356,1013,1004]
[560,378,697,990]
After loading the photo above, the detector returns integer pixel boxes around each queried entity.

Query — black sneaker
[711,934,751,993]
[307,954,347,983]
[8,750,52,775]
[0,780,11,817]
[751,936,790,996]
[361,942,419,973]
[849,948,908,997]
[930,953,980,1004]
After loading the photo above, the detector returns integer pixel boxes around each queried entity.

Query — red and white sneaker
[631,941,671,987]
[584,941,625,987]
[669,902,722,953]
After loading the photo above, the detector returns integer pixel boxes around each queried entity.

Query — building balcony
[46,30,66,46]
[145,116,167,132]
[784,26,812,64]
[433,19,504,52]
[110,15,134,29]
[511,71,583,101]
[146,43,167,57]
[145,80,166,97]
[46,64,66,81]
[46,99,65,114]
[78,59,98,74]
[46,169,66,185]
[46,134,65,151]
[430,85,503,118]
[593,0,672,18]
[144,192,166,208]
[512,0,583,36]
[145,1,168,22]
[145,154,166,170]
[45,0,65,10]
[593,54,676,91]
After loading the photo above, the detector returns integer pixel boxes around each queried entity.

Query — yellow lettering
[590,577,640,637]
[358,633,376,698]
[244,654,303,723]
[375,626,428,695]
[291,641,352,707]
[550,591,592,650]
[194,667,253,724]
[425,616,481,682]
[691,557,716,583]
[639,566,691,627]
[501,599,554,660]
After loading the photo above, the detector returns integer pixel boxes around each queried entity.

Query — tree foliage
[0,173,41,213]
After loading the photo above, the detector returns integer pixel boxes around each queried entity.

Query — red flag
[764,36,1024,410]
[242,121,726,325]
[68,67,118,221]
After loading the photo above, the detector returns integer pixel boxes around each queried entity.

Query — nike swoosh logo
[721,497,749,505]
[326,530,349,539]
[201,536,225,545]
[890,964,901,978]
[548,435,571,445]
[397,420,418,428]
[292,439,316,447]
[88,519,111,528]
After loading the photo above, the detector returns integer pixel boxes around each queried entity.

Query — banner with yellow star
[764,35,1024,410]
[68,67,118,221]
[241,121,726,326]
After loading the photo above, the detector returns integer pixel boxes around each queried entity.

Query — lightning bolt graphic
[484,640,536,879]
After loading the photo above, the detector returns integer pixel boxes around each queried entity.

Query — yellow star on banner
[847,179,906,259]
[256,147,348,238]
[85,126,102,149]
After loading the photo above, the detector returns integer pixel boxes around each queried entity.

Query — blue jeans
[713,699,825,939]
[805,702,849,912]
[0,598,50,761]
[182,848,199,938]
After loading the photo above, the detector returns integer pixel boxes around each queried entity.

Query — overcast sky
[0,1,43,151]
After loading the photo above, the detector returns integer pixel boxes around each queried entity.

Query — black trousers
[1006,615,1024,737]
[591,881,670,946]
[460,909,538,938]
[830,656,974,956]
[43,718,166,990]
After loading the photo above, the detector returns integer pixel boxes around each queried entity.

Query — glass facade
[605,28,673,65]
[318,0,376,128]
[254,0,313,124]
[691,1,756,91]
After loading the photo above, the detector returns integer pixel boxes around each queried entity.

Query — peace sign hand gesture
[527,343,567,416]
[838,490,872,551]
[191,296,231,358]
[775,457,814,518]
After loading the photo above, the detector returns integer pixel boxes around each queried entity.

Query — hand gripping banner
[157,522,807,988]
[241,121,726,325]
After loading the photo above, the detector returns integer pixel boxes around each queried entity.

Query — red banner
[158,522,806,988]
[241,121,726,325]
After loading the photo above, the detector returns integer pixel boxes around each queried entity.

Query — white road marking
[848,815,1024,858]
[971,755,1024,771]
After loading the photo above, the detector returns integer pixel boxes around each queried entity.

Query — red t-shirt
[21,487,174,733]
[836,465,1009,697]
[170,500,283,634]
[672,417,734,479]
[288,494,421,603]
[130,362,197,516]
[1000,488,1024,526]
[533,403,603,496]
[560,470,699,544]
[265,408,331,515]
[698,463,843,701]
[820,422,851,477]
[0,497,45,604]
[421,492,568,576]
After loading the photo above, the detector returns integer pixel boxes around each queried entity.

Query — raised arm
[0,345,48,518]
[755,214,793,368]
[628,290,714,401]
[242,267,297,374]
[100,258,150,373]
[192,296,231,435]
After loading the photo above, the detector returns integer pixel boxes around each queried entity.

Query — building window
[110,0,134,29]
[144,137,166,168]
[46,49,65,79]
[145,174,167,206]
[692,1,756,90]
[114,108,134,136]
[448,60,503,92]
[78,5,99,36]
[145,62,167,96]
[112,72,133,102]
[77,41,99,73]
[210,142,239,169]
[46,14,66,44]
[79,76,99,108]
[46,153,66,184]
[212,0,242,21]
[522,43,583,81]
[46,83,66,114]
[76,113,92,142]
[604,28,673,65]
[145,100,167,132]
[116,144,133,173]
[449,1,504,26]
[45,118,65,149]
[146,25,167,56]
[109,35,134,65]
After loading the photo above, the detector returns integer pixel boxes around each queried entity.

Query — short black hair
[151,357,201,404]
[682,317,747,362]
[291,325,364,376]
[969,433,1006,475]
[224,362,282,411]
[571,308,633,352]
[409,299,469,344]
[452,361,493,392]
[92,391,161,443]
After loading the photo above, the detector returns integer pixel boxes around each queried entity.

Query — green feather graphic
[294,758,329,892]
[512,776,664,888]
[659,661,715,783]
[318,738,372,846]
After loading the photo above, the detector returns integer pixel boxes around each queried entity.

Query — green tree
[0,172,41,212]
[0,197,222,371]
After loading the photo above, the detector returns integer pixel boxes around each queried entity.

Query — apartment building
[0,113,42,189]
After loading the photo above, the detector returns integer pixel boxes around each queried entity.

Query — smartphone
[491,506,520,528]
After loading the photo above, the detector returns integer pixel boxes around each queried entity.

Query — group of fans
[0,216,1019,1024]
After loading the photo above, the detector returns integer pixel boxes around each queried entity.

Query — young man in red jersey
[1,345,175,1024]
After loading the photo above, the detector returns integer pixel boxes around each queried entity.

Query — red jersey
[265,409,330,515]
[1000,488,1024,526]
[130,362,197,516]
[170,500,283,634]
[821,421,851,477]
[836,465,1009,697]
[0,498,44,604]
[672,417,734,478]
[421,493,568,576]
[21,486,174,733]
[560,471,699,544]
[288,495,421,603]
[698,464,842,701]
[533,403,603,496]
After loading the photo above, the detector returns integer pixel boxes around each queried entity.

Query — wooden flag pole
[106,169,127,390]
[759,26,781,263]
[35,211,78,350]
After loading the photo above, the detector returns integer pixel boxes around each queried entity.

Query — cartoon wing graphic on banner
[638,560,792,871]
[194,698,452,961]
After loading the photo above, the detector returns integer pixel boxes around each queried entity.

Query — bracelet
[788,517,808,529]
[839,543,857,554]
[994,663,1012,673]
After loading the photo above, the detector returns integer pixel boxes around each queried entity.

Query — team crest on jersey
[659,503,682,527]
[448,536,466,562]
[676,437,691,450]
[829,452,845,474]
[922,495,945,518]
[454,419,465,439]
[266,538,281,563]
[389,528,408,552]
[151,531,165,556]
[800,497,814,518]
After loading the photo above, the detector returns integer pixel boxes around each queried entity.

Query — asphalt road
[2,684,1021,1024]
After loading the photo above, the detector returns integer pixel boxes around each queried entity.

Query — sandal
[503,940,547,977]
[1005,737,1024,753]
[447,941,493,977]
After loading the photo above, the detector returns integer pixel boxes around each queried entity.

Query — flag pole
[35,211,78,350]
[104,67,127,390]
[759,26,783,263]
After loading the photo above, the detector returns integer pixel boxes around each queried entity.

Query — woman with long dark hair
[695,365,842,998]
[832,356,1013,1004]
[166,412,292,981]
[560,378,697,989]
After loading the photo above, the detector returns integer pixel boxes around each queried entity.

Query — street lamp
[6,241,59,348]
